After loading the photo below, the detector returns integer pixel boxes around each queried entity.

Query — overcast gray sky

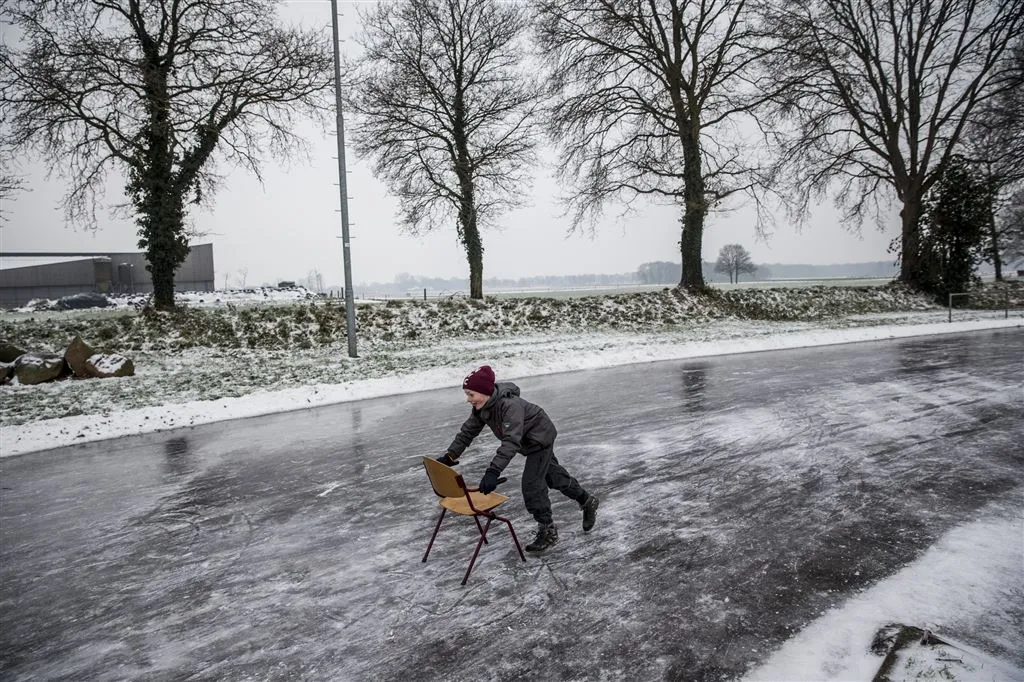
[0,1,900,289]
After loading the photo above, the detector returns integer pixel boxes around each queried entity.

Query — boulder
[64,334,97,378]
[0,361,13,384]
[869,623,1022,681]
[0,340,26,363]
[12,352,67,385]
[85,353,135,378]
[54,292,112,310]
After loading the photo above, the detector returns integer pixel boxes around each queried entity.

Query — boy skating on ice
[438,365,599,552]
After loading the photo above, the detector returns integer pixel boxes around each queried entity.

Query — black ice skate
[525,525,558,553]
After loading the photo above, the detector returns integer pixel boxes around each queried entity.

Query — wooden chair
[421,457,526,585]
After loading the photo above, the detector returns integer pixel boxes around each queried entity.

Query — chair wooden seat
[421,457,525,585]
[440,491,509,515]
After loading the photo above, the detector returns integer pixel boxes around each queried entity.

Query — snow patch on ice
[743,499,1024,681]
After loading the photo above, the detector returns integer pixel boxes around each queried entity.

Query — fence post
[424,288,427,301]
[948,293,952,323]
[1006,290,1009,319]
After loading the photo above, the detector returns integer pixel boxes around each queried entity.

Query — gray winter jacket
[447,382,558,475]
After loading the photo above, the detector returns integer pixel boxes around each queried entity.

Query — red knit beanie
[463,365,495,395]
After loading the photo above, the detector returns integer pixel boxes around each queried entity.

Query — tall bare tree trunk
[467,239,483,299]
[144,189,185,309]
[679,126,707,291]
[462,197,483,299]
[451,85,486,300]
[899,194,923,289]
[454,141,483,299]
[138,59,186,310]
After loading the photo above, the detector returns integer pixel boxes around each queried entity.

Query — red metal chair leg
[462,517,493,585]
[497,514,526,561]
[422,508,447,562]
[473,515,490,544]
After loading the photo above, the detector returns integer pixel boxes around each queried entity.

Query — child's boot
[525,524,558,552]
[581,494,599,532]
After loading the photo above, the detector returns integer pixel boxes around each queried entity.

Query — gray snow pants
[521,444,587,527]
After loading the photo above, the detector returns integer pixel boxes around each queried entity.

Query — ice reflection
[896,338,969,375]
[345,406,370,480]
[679,363,709,410]
[162,437,194,479]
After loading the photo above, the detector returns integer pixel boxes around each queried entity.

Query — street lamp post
[330,0,357,358]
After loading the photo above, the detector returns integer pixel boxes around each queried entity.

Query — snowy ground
[1,288,1022,680]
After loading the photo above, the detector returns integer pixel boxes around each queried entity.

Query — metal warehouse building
[0,243,214,309]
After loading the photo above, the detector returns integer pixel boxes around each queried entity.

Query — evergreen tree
[917,156,992,300]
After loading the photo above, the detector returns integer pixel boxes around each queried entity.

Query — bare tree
[767,0,1023,291]
[0,0,334,308]
[962,41,1024,280]
[535,0,782,291]
[346,0,543,299]
[0,149,26,223]
[0,176,24,223]
[714,243,757,284]
[237,266,249,289]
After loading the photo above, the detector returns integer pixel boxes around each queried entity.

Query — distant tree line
[636,262,717,285]
[367,271,640,295]
[363,256,902,294]
[637,255,899,285]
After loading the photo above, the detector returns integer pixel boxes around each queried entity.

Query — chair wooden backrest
[422,456,467,499]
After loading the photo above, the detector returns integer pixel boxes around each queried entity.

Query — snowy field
[360,277,894,300]
[1,286,1022,680]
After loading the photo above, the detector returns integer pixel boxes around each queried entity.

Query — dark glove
[437,452,459,467]
[479,469,500,494]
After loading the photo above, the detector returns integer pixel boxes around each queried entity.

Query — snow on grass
[0,285,1019,456]
[14,285,320,312]
[1,283,945,351]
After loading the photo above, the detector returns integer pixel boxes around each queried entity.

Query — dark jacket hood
[493,382,520,400]
[482,381,519,409]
